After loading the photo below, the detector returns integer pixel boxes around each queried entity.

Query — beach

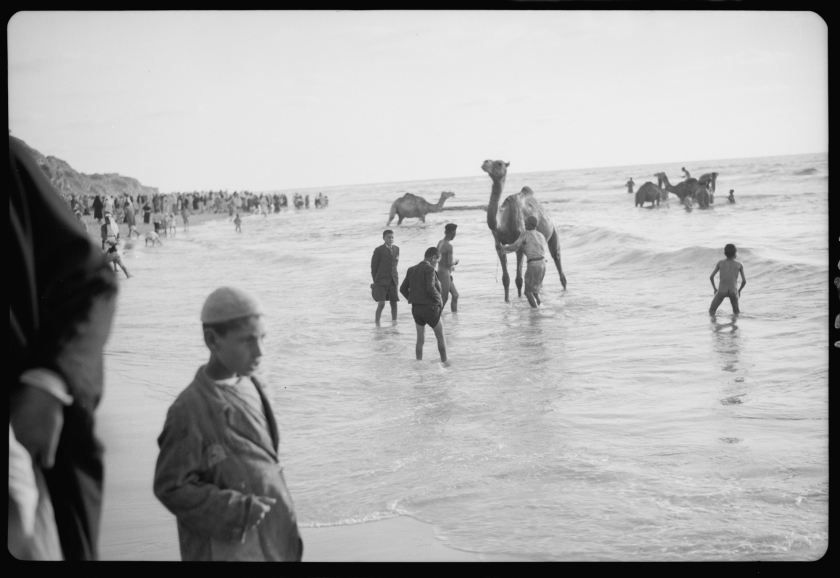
[95,371,478,562]
[92,152,826,561]
[92,208,481,562]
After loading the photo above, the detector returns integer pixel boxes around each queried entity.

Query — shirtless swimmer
[437,223,460,312]
[709,243,747,315]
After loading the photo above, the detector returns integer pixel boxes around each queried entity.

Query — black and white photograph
[8,9,828,562]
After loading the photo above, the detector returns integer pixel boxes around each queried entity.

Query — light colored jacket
[153,367,303,561]
[502,229,548,262]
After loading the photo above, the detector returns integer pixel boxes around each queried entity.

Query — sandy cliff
[15,137,160,198]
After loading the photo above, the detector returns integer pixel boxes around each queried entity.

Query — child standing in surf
[709,244,747,315]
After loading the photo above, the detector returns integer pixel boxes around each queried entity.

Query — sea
[103,152,828,561]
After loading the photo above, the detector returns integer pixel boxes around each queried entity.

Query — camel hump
[398,192,421,201]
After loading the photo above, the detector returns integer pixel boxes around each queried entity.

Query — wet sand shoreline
[93,209,480,562]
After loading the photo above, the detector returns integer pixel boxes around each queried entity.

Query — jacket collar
[195,366,280,459]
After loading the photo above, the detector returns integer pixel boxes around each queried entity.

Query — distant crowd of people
[61,190,329,229]
[60,189,331,276]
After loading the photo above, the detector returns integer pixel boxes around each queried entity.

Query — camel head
[439,190,456,202]
[481,160,510,180]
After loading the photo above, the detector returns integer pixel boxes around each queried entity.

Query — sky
[8,10,827,193]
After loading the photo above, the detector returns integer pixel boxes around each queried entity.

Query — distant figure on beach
[305,194,310,209]
[371,229,400,325]
[400,247,448,363]
[74,209,87,233]
[709,244,747,316]
[100,222,116,250]
[681,167,691,180]
[234,213,242,233]
[152,211,164,235]
[143,200,152,224]
[93,194,104,222]
[124,200,141,238]
[153,287,303,561]
[497,216,548,308]
[145,231,163,247]
[626,178,634,194]
[181,205,190,232]
[10,135,119,560]
[437,223,460,312]
[167,213,177,236]
[104,240,132,278]
[728,189,736,204]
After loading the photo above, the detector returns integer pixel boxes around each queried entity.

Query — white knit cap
[201,287,264,324]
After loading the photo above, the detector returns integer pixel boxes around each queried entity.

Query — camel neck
[487,177,506,231]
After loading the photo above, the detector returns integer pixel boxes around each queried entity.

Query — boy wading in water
[153,287,303,561]
[709,244,747,315]
[497,216,548,308]
[437,223,460,312]
[400,247,448,363]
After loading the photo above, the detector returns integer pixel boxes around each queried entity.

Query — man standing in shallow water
[437,223,460,312]
[371,230,400,325]
[497,216,548,309]
[709,243,747,315]
[401,247,448,363]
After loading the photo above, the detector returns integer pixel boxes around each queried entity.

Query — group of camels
[386,161,723,303]
[634,168,719,210]
[386,160,566,303]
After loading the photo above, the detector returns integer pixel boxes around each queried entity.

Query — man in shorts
[370,229,400,325]
[497,215,548,308]
[400,247,447,363]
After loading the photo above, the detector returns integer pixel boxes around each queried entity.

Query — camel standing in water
[482,160,566,302]
[655,172,710,209]
[387,191,455,225]
[635,182,664,207]
[697,172,719,203]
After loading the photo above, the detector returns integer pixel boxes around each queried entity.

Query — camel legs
[547,232,567,290]
[515,251,525,298]
[495,245,511,302]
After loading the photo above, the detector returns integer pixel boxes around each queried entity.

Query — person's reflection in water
[711,315,741,373]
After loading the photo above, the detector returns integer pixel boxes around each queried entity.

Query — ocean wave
[572,240,824,280]
[564,225,651,249]
[300,510,407,528]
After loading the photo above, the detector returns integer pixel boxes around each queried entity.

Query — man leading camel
[497,216,548,308]
[400,247,448,363]
[436,224,460,312]
[371,230,400,325]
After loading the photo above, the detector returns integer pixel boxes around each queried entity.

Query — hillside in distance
[15,137,160,198]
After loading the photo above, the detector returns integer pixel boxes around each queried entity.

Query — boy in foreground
[153,287,303,561]
[709,243,747,315]
[400,247,448,363]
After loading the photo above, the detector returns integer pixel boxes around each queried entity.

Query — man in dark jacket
[400,247,448,363]
[9,135,119,559]
[370,229,400,325]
